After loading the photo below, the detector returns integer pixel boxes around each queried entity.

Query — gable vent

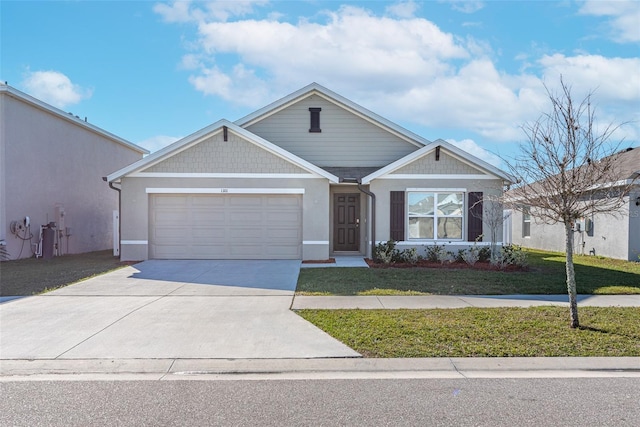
[309,108,321,133]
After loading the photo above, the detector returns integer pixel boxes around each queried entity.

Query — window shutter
[390,191,405,241]
[468,192,483,241]
[309,108,321,132]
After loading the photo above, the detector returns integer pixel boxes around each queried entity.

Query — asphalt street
[1,377,638,426]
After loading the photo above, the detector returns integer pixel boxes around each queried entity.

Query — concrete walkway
[301,256,369,268]
[292,294,640,309]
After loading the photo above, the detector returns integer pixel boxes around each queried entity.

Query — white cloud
[386,1,419,18]
[184,5,468,107]
[538,54,640,102]
[137,135,181,153]
[441,0,485,14]
[578,0,640,43]
[447,138,502,167]
[154,0,269,23]
[21,70,92,109]
[155,2,640,147]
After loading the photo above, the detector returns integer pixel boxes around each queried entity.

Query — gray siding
[143,132,307,174]
[392,151,481,175]
[245,94,419,167]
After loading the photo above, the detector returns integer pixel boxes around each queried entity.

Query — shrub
[461,246,480,266]
[399,247,419,264]
[491,244,528,269]
[478,246,492,262]
[425,244,446,262]
[375,240,398,264]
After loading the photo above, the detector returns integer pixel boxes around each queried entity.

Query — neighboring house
[509,147,640,261]
[0,84,148,260]
[107,83,512,261]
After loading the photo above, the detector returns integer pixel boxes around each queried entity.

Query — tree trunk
[565,221,580,328]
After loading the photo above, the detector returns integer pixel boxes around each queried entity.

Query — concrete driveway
[0,260,359,360]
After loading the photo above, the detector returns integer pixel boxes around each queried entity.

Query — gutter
[104,177,121,257]
[341,177,376,261]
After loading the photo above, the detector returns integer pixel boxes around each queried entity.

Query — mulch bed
[364,258,525,271]
[302,258,336,264]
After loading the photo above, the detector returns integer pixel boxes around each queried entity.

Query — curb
[2,357,639,381]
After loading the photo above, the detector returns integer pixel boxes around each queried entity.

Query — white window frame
[406,189,466,241]
[522,206,531,238]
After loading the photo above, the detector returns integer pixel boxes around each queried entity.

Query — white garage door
[149,194,302,259]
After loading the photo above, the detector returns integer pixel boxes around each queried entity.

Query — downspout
[357,180,376,261]
[103,177,121,257]
[341,177,376,260]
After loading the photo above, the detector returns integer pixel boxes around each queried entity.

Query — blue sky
[2,0,639,166]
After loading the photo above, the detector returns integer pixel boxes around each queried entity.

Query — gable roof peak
[235,82,429,148]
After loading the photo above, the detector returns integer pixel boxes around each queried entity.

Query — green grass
[296,307,640,357]
[0,250,130,296]
[296,249,640,295]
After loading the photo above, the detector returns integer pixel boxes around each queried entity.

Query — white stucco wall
[0,89,144,260]
[118,176,331,261]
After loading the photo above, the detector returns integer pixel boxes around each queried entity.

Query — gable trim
[362,139,513,184]
[107,119,339,183]
[235,83,428,149]
[378,174,499,180]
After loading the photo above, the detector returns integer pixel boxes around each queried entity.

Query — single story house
[107,83,512,261]
[508,147,640,261]
[0,84,148,260]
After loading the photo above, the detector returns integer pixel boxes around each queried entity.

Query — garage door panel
[192,196,225,207]
[228,227,263,240]
[266,228,301,240]
[229,212,263,224]
[150,194,301,259]
[266,211,300,223]
[229,197,263,207]
[154,210,189,223]
[192,227,226,240]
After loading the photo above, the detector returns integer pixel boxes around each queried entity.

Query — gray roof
[321,167,380,181]
[614,147,640,179]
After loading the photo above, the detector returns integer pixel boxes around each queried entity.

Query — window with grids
[407,192,464,240]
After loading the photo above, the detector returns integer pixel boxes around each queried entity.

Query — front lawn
[296,249,640,295]
[296,306,640,357]
[0,250,130,296]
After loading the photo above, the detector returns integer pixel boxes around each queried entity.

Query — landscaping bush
[492,244,528,269]
[374,241,420,265]
[460,246,480,266]
[425,244,446,262]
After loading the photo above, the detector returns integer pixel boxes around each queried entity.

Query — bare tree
[470,192,510,263]
[505,77,636,328]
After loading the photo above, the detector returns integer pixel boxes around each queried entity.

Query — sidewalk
[292,294,640,309]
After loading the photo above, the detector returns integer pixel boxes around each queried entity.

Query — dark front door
[333,193,360,252]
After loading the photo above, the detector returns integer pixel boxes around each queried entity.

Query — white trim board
[130,173,317,179]
[382,174,497,180]
[145,188,305,194]
[303,241,329,245]
[406,188,467,192]
[121,240,148,245]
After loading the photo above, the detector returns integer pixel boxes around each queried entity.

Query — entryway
[333,193,360,252]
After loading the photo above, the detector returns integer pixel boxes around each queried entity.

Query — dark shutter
[467,192,483,241]
[390,191,405,241]
[309,108,321,132]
